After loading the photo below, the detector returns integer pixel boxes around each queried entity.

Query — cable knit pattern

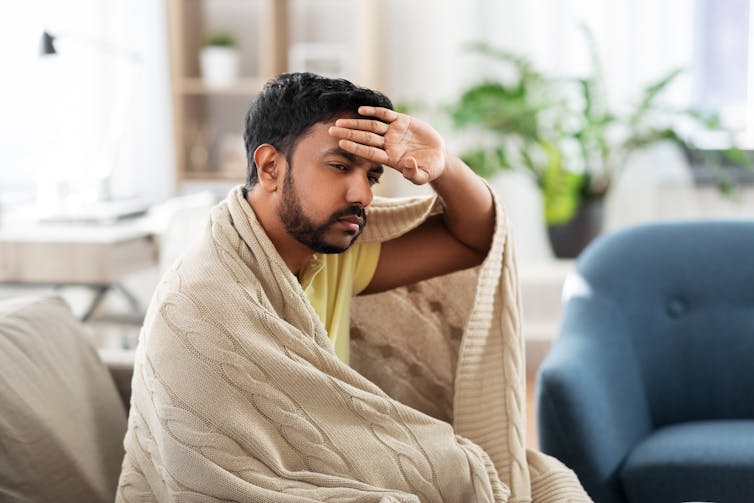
[116,185,590,502]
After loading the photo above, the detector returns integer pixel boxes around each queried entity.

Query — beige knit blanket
[116,186,590,502]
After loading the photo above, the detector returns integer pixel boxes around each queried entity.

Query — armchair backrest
[571,221,754,427]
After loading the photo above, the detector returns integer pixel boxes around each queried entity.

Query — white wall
[0,0,173,205]
[0,1,743,211]
[381,0,480,104]
[377,0,697,107]
[2,0,752,331]
[104,0,174,204]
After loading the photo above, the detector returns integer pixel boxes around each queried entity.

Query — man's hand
[328,106,446,185]
[328,105,495,295]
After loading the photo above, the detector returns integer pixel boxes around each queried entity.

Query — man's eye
[330,163,348,171]
[368,176,381,185]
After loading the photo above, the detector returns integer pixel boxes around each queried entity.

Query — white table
[0,210,157,320]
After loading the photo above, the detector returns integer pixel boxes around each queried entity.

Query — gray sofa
[0,295,134,503]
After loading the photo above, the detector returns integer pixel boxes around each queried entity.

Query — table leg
[114,282,141,314]
[82,285,111,321]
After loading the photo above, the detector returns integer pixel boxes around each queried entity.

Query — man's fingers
[400,156,429,185]
[357,106,399,123]
[333,118,390,134]
[328,126,385,148]
[338,139,390,164]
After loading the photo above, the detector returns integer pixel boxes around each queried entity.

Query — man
[243,73,494,364]
[117,73,589,502]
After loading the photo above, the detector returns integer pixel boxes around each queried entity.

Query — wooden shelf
[167,0,288,187]
[167,0,385,189]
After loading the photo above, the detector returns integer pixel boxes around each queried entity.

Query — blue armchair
[536,221,754,503]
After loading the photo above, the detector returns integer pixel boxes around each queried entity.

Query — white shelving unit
[166,0,385,190]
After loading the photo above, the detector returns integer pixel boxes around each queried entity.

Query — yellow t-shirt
[299,241,381,365]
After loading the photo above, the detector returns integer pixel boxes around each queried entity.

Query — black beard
[277,168,367,254]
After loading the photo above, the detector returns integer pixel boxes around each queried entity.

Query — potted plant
[449,30,750,257]
[199,31,240,88]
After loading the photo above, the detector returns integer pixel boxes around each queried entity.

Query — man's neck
[245,190,313,275]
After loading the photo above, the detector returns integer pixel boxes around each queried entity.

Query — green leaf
[623,128,683,151]
[464,42,546,85]
[204,31,236,47]
[681,108,722,129]
[460,148,512,179]
[723,147,753,169]
[628,67,684,127]
[643,68,684,104]
[448,33,749,210]
[540,142,586,225]
[451,81,542,139]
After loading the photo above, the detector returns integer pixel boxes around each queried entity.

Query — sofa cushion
[0,295,127,503]
[621,420,754,503]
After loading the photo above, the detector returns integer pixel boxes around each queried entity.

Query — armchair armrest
[536,295,651,503]
[99,348,135,411]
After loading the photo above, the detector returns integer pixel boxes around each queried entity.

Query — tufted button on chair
[536,221,754,503]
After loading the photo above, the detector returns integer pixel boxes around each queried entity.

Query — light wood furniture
[166,0,385,188]
[0,221,156,285]
[0,217,157,320]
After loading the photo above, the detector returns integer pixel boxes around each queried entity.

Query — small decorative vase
[199,46,239,87]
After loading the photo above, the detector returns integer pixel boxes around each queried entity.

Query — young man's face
[277,119,384,254]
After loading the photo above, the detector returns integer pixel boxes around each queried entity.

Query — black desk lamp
[37,30,145,221]
[40,31,57,55]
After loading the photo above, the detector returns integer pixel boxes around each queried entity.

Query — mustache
[327,205,367,227]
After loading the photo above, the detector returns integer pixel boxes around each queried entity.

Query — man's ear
[253,144,284,192]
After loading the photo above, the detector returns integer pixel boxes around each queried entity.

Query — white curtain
[475,0,697,111]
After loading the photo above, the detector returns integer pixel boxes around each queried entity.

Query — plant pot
[546,198,604,258]
[199,47,239,88]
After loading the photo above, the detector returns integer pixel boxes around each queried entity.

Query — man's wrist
[431,150,464,192]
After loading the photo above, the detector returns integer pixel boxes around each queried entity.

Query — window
[692,0,750,135]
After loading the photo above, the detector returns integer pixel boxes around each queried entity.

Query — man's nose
[345,172,373,207]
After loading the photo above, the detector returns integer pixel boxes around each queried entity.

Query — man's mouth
[329,205,366,236]
[337,216,363,233]
[338,215,363,226]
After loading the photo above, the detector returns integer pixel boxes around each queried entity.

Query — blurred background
[0,0,752,375]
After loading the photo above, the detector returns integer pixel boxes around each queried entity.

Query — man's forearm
[430,152,495,256]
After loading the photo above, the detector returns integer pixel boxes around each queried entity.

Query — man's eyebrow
[323,147,359,163]
[324,147,383,172]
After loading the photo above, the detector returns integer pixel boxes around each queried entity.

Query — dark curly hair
[243,72,393,187]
